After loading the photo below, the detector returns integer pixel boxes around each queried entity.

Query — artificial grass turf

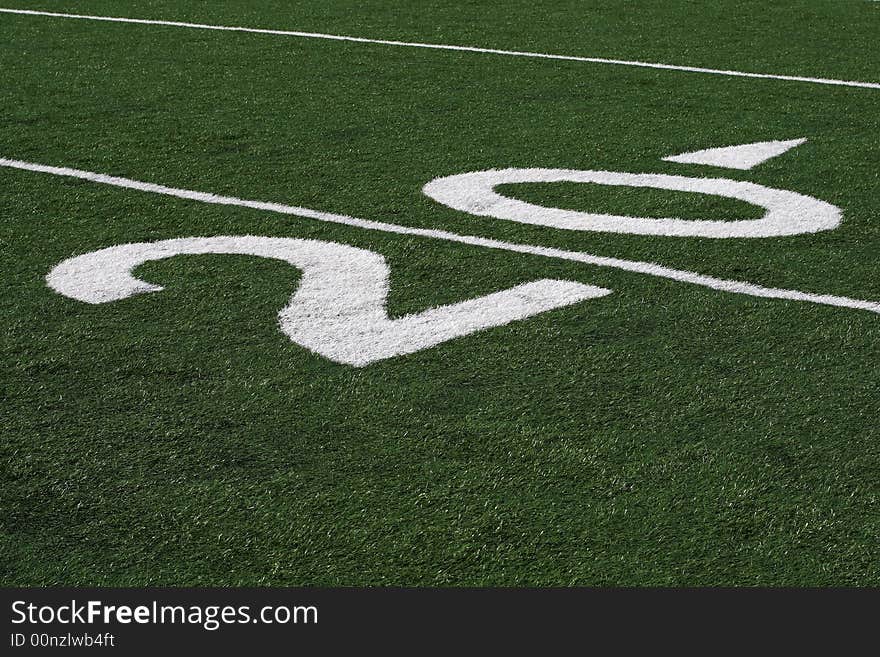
[1,1,878,585]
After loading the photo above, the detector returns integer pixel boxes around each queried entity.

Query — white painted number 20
[39,138,873,366]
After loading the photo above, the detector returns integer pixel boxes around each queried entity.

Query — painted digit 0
[422,168,840,238]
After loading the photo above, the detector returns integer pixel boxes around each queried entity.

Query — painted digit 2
[47,236,608,366]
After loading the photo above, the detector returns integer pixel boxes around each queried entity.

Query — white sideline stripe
[3,157,879,315]
[1,7,879,90]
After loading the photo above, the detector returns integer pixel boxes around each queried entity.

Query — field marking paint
[662,138,808,170]
[3,156,879,316]
[1,8,879,90]
[47,236,606,365]
[422,166,839,238]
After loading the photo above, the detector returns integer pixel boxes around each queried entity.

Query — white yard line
[2,156,878,315]
[1,7,878,90]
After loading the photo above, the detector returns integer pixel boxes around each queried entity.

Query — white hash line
[2,157,878,315]
[1,7,879,90]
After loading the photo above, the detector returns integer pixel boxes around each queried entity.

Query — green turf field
[2,1,878,586]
